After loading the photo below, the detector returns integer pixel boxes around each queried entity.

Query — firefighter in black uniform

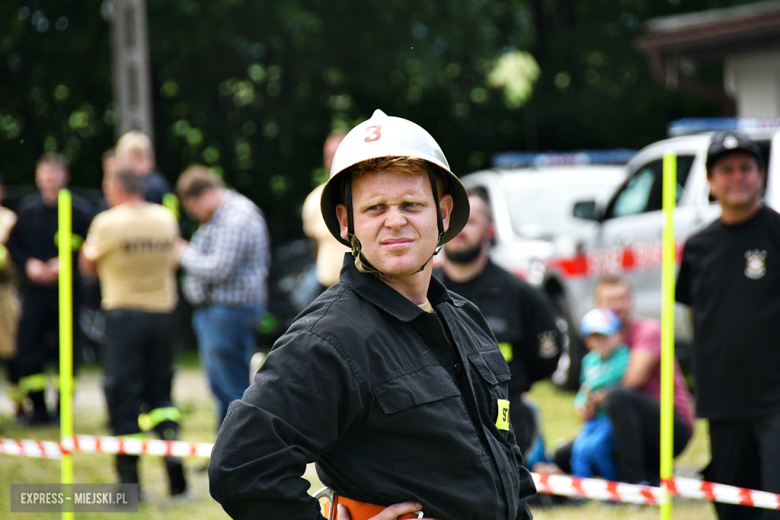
[435,188,561,457]
[208,110,535,520]
[6,153,93,425]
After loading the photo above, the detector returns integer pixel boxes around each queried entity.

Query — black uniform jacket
[435,260,561,394]
[144,171,172,205]
[209,256,536,520]
[7,192,93,290]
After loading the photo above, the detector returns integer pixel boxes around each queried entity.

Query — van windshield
[505,181,620,239]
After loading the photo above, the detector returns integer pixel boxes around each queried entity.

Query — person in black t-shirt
[435,188,561,462]
[676,130,780,520]
[6,153,94,425]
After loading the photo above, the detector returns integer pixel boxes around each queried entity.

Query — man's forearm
[622,349,657,388]
[78,250,97,276]
[179,247,236,282]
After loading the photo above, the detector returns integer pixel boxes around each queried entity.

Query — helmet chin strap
[350,233,442,278]
[345,167,444,279]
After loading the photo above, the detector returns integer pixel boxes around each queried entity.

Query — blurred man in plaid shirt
[175,165,270,429]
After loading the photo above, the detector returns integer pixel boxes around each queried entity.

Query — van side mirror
[572,200,599,221]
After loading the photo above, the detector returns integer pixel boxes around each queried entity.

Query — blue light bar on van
[492,149,637,168]
[668,117,780,137]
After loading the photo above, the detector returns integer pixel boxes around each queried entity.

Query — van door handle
[618,232,633,246]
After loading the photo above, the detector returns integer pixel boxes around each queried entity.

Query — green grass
[529,380,712,474]
[0,370,228,520]
[1,371,718,519]
[528,380,716,520]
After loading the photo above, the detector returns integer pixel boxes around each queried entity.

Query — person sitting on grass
[570,308,630,482]
[541,277,693,485]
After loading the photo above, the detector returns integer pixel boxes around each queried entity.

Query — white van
[458,151,634,389]
[544,119,780,388]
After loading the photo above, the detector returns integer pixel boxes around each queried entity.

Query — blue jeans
[571,416,619,481]
[192,304,262,426]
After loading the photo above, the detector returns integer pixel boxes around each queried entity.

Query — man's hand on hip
[337,501,430,520]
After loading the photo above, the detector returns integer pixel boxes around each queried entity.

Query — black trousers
[554,387,691,483]
[102,309,175,436]
[16,289,63,379]
[706,411,780,520]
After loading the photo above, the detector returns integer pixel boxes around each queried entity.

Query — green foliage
[523,0,754,151]
[0,1,113,188]
[146,0,533,240]
[488,50,540,108]
[0,0,758,245]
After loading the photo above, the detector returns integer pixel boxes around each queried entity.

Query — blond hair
[344,157,448,201]
[116,131,153,161]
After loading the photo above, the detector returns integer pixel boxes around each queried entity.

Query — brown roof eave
[635,10,780,60]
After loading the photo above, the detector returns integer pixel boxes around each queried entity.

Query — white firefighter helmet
[320,109,469,248]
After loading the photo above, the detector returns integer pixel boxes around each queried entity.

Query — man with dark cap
[676,130,780,520]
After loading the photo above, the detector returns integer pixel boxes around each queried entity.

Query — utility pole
[103,0,154,142]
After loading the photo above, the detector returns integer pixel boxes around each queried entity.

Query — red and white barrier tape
[533,473,780,510]
[533,473,665,505]
[3,437,780,510]
[64,435,213,458]
[0,438,64,459]
[0,435,212,459]
[666,477,780,510]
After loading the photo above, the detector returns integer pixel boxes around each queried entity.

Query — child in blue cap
[571,308,630,481]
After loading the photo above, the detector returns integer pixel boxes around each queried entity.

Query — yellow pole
[58,189,74,520]
[660,153,677,519]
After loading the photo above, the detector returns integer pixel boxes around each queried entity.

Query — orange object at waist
[331,494,439,520]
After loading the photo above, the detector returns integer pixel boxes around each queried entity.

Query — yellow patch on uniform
[498,342,513,362]
[496,399,510,431]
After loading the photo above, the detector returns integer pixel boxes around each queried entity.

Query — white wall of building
[724,49,780,117]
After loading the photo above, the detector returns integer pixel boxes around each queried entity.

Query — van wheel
[550,293,584,392]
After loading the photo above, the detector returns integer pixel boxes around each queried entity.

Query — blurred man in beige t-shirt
[302,130,349,291]
[79,168,186,497]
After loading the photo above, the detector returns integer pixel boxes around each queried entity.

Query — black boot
[155,420,187,496]
[164,457,187,496]
[116,454,140,483]
[18,391,50,426]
